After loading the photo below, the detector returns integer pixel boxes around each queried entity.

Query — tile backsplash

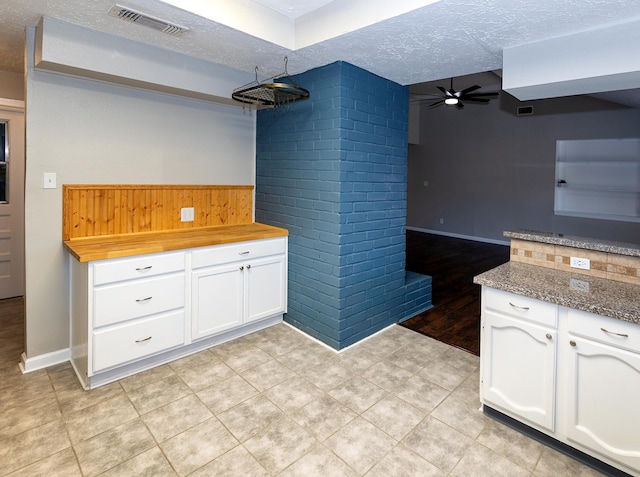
[511,238,640,285]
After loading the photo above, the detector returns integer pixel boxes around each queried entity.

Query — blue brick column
[256,61,431,349]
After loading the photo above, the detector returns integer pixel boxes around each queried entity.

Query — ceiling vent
[108,4,188,36]
[517,105,534,116]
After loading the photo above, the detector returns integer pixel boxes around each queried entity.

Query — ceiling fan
[420,78,499,109]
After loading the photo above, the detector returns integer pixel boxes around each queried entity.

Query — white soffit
[158,0,442,49]
[503,19,640,100]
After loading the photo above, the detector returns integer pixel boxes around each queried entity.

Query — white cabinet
[566,309,640,472]
[481,288,558,432]
[69,236,288,389]
[191,238,287,340]
[480,286,640,476]
[70,251,187,385]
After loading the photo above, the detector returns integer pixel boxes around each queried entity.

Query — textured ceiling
[1,0,640,89]
[250,0,335,18]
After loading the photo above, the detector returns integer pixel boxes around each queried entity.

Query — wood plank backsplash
[63,185,254,240]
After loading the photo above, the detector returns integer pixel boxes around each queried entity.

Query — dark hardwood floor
[401,230,510,356]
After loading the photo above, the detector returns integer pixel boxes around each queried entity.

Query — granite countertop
[504,229,640,257]
[474,261,640,325]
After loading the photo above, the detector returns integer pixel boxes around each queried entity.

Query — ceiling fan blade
[459,85,481,95]
[436,86,451,96]
[428,100,444,108]
[456,102,464,109]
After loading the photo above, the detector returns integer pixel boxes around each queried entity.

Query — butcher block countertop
[64,223,288,262]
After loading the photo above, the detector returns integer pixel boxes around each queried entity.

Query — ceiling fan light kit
[427,78,499,109]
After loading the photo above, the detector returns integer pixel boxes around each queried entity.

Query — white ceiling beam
[294,0,442,49]
[159,0,441,50]
[34,16,254,104]
[503,20,640,100]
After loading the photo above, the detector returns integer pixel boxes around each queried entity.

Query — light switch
[43,173,56,189]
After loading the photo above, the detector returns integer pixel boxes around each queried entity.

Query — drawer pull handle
[239,251,250,255]
[136,296,153,303]
[508,302,530,311]
[600,327,629,338]
[135,336,152,343]
[136,266,153,271]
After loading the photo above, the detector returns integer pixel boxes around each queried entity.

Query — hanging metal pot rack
[232,57,310,108]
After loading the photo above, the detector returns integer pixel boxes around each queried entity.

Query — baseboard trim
[20,349,71,373]
[406,227,510,246]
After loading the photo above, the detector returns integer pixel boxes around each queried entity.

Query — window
[554,138,640,223]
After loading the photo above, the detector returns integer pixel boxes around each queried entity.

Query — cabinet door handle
[239,266,244,271]
[136,296,152,302]
[569,340,576,347]
[508,302,530,311]
[600,327,629,338]
[246,264,251,269]
[135,266,153,271]
[546,333,552,341]
[239,251,250,255]
[135,336,152,343]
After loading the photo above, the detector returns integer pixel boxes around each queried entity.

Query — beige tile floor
[0,297,605,476]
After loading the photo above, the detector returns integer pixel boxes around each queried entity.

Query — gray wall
[407,94,640,244]
[24,27,256,361]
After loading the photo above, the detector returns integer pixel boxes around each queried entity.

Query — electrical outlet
[570,256,590,270]
[570,278,590,292]
[180,207,194,222]
[439,218,444,224]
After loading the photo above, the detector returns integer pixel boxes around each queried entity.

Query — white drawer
[568,308,640,353]
[192,237,286,269]
[93,252,185,286]
[484,288,558,328]
[93,274,185,327]
[92,310,185,372]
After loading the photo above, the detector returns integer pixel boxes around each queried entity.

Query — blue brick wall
[256,61,431,349]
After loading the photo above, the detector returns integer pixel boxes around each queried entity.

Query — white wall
[24,27,257,360]
[407,94,640,244]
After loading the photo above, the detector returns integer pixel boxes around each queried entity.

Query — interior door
[0,103,25,299]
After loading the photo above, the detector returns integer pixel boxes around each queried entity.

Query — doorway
[401,231,510,355]
[0,101,25,299]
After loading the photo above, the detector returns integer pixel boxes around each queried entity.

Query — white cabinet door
[566,337,640,471]
[245,254,286,324]
[192,262,244,340]
[482,311,557,432]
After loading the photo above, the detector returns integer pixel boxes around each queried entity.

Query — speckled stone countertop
[504,230,640,257]
[474,261,640,324]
